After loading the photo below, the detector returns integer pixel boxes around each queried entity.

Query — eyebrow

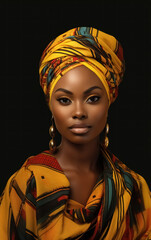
[55,86,102,95]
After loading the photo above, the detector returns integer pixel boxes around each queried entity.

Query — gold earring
[49,116,57,153]
[104,123,109,148]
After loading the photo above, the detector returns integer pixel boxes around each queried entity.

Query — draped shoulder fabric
[0,147,151,239]
[39,27,125,108]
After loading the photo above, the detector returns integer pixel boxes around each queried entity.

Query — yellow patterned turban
[39,27,125,107]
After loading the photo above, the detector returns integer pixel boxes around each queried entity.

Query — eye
[57,97,71,105]
[86,95,101,103]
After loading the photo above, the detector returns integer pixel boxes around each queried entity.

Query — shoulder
[23,150,63,172]
[20,150,69,197]
[15,150,65,193]
[112,150,151,206]
[1,151,61,199]
[104,147,150,197]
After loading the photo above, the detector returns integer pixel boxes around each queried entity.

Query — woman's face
[50,65,109,145]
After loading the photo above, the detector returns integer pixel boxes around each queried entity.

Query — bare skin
[50,65,109,205]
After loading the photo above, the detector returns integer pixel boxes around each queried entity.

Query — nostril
[73,115,86,120]
[81,115,86,120]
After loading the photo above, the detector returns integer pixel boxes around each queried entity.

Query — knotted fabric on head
[39,27,125,108]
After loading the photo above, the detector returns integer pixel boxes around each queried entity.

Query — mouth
[69,124,91,135]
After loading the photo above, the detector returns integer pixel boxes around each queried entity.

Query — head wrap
[39,27,125,107]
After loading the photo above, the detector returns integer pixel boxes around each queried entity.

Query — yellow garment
[67,199,85,210]
[39,27,125,108]
[0,147,151,239]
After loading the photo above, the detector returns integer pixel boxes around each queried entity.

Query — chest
[64,170,100,206]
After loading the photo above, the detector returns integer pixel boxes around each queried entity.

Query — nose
[72,101,87,120]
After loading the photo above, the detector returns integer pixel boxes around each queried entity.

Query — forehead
[52,65,106,93]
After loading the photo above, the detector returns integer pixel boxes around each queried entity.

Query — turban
[39,27,125,107]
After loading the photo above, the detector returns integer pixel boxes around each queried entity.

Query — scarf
[39,27,125,108]
[0,146,151,239]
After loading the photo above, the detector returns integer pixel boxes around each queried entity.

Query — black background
[1,0,151,194]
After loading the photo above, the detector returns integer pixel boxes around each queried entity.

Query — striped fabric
[39,27,125,108]
[0,146,151,239]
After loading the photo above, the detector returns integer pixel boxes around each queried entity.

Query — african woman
[0,27,151,239]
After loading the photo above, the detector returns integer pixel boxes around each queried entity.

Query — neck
[55,137,101,172]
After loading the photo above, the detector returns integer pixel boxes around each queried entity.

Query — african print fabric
[39,27,125,108]
[0,146,151,239]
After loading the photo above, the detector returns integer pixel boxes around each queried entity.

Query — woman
[0,27,151,239]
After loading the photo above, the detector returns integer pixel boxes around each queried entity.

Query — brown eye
[57,97,71,105]
[87,96,101,103]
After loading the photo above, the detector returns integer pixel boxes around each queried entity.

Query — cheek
[90,105,108,131]
[51,106,70,134]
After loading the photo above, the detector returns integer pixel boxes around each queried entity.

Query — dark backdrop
[1,0,151,194]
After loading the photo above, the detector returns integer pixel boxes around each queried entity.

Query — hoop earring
[104,123,109,148]
[49,116,57,153]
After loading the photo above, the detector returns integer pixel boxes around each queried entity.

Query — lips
[69,124,91,134]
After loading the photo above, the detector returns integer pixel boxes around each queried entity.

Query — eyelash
[86,95,101,103]
[57,95,101,105]
[57,97,71,105]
